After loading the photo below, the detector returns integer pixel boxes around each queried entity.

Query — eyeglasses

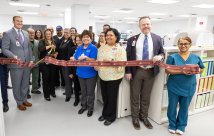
[178,43,190,46]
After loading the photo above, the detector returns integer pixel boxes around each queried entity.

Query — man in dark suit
[53,26,65,88]
[126,16,164,130]
[0,37,9,112]
[2,16,33,111]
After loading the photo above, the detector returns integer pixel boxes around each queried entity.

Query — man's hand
[29,61,34,68]
[153,55,163,63]
[125,73,132,81]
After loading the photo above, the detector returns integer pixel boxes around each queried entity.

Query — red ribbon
[0,56,200,74]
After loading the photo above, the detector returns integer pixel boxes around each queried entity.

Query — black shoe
[132,118,140,130]
[73,99,79,106]
[31,90,41,94]
[45,97,51,101]
[65,97,71,102]
[104,120,112,126]
[98,116,105,121]
[3,104,9,112]
[78,108,86,114]
[7,86,12,89]
[50,94,56,98]
[27,94,31,99]
[139,117,153,129]
[87,111,93,117]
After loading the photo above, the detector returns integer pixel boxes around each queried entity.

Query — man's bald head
[27,28,35,41]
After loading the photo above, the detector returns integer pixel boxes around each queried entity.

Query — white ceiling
[1,0,214,23]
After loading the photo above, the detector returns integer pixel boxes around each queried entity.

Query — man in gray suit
[2,16,33,111]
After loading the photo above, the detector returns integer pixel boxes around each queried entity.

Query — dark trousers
[0,64,8,104]
[100,78,122,122]
[73,74,81,100]
[130,68,155,119]
[78,76,97,111]
[55,66,65,87]
[62,67,73,97]
[40,64,56,98]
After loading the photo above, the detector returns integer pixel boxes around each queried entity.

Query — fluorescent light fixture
[59,13,64,17]
[113,8,133,13]
[149,13,166,16]
[192,4,214,9]
[148,0,179,4]
[110,21,122,23]
[94,15,110,19]
[124,17,138,20]
[10,2,40,7]
[126,21,138,24]
[17,11,39,15]
[151,18,163,21]
[96,20,105,23]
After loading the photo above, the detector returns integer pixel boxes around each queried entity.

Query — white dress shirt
[136,33,154,68]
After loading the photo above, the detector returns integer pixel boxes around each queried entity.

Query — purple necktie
[142,35,149,60]
[18,29,24,44]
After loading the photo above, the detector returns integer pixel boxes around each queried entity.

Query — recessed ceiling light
[9,2,40,7]
[147,0,179,4]
[17,11,39,15]
[113,8,133,13]
[126,21,138,24]
[192,4,214,9]
[124,17,138,20]
[94,15,110,18]
[149,13,166,16]
[96,20,105,23]
[151,18,163,21]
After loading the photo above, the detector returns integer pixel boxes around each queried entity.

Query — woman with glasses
[165,37,204,135]
[74,30,98,117]
[95,28,126,126]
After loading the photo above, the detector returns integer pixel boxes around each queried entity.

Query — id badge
[16,41,20,46]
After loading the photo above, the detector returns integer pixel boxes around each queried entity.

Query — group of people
[0,15,205,135]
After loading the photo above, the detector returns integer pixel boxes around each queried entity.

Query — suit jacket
[2,28,33,68]
[125,33,164,77]
[30,39,39,63]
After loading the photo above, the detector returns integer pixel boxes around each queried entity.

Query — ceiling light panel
[147,0,179,4]
[9,2,40,7]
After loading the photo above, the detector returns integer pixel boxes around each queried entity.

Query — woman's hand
[94,66,99,71]
[70,56,75,61]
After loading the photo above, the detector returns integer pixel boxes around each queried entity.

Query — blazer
[2,28,33,68]
[125,33,164,77]
[30,39,39,63]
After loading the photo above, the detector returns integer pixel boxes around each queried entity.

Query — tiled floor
[2,87,214,136]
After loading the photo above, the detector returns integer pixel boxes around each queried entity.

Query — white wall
[0,15,63,34]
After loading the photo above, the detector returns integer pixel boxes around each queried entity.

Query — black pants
[0,64,8,104]
[100,78,122,122]
[40,64,56,98]
[73,74,81,100]
[55,66,65,86]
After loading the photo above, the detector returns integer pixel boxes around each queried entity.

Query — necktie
[18,29,24,45]
[142,35,149,60]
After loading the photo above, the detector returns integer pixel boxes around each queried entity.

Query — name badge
[16,41,20,47]
[132,40,136,46]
